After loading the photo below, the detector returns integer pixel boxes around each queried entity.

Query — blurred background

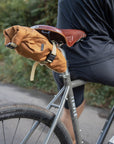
[0,0,113,108]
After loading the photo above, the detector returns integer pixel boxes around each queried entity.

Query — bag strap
[30,61,39,81]
[45,41,56,63]
[30,41,57,81]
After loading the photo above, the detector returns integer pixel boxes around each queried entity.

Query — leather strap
[30,61,39,81]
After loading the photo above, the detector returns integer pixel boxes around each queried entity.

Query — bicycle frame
[21,48,114,144]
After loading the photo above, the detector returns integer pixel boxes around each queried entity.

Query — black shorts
[53,58,114,109]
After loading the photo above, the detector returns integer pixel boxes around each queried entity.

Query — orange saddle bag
[3,25,67,74]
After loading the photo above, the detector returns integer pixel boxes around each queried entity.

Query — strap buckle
[45,41,56,63]
[46,53,56,63]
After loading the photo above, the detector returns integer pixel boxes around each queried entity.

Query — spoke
[10,118,20,144]
[2,120,6,144]
[20,120,40,144]
[50,134,55,144]
[35,123,47,144]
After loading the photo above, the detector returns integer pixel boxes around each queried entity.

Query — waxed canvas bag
[3,25,67,74]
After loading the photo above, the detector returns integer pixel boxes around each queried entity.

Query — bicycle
[0,25,114,144]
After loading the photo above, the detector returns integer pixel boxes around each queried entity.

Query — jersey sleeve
[104,0,114,30]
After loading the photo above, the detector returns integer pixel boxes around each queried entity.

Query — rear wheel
[0,103,72,144]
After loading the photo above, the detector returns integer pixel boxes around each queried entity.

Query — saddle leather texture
[3,25,67,73]
[32,25,86,47]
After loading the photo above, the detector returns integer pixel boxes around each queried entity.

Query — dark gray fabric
[57,0,114,68]
[53,58,114,109]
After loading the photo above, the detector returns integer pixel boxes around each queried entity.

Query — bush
[0,0,58,29]
[85,83,114,108]
[28,0,58,26]
[0,0,29,29]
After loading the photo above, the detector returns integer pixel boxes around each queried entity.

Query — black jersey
[57,0,114,69]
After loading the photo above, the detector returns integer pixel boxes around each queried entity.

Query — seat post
[60,48,82,144]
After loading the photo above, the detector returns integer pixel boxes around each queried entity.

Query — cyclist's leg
[53,58,114,143]
[67,59,114,143]
[61,101,85,144]
[89,59,114,86]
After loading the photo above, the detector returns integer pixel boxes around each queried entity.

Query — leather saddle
[31,25,86,47]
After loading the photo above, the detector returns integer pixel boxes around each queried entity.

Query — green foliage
[0,0,30,29]
[0,0,58,29]
[29,0,58,26]
[85,83,114,108]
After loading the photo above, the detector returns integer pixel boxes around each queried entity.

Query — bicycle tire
[0,103,72,144]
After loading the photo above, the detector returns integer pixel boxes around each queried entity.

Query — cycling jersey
[57,0,114,70]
